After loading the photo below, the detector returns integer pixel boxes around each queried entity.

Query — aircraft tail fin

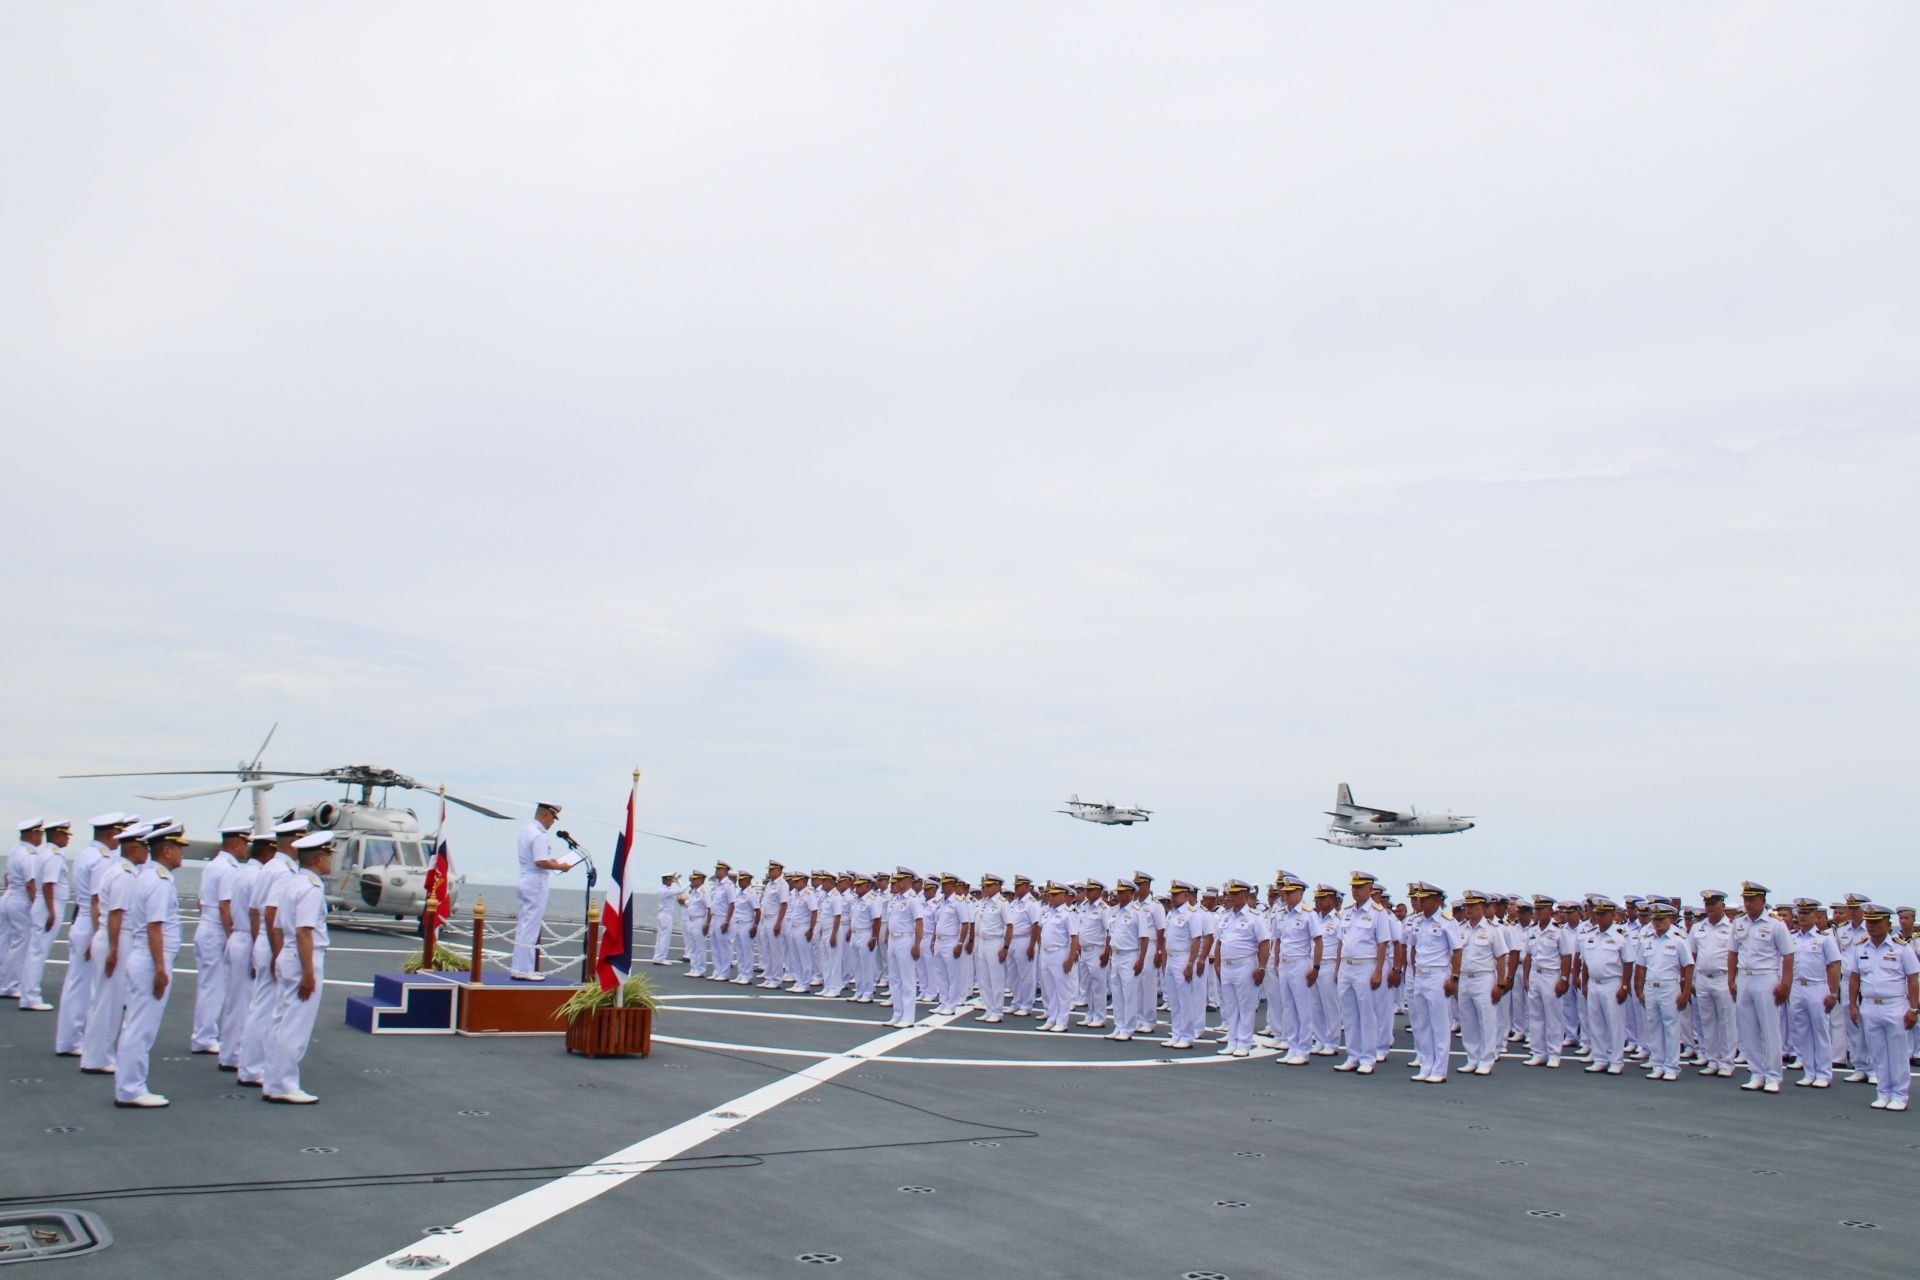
[1335,782,1355,812]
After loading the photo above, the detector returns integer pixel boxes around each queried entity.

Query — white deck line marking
[332,1012,962,1279]
[651,1034,838,1060]
[653,1004,881,1027]
[37,958,370,989]
[875,1049,1280,1067]
[663,1004,1177,1041]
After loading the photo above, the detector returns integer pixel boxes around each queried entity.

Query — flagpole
[423,784,447,970]
[616,769,639,1009]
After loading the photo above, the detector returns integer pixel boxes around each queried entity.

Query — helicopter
[62,736,508,924]
[64,729,709,926]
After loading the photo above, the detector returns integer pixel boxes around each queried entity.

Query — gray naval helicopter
[63,741,510,927]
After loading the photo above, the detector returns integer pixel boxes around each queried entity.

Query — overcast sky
[3,5,1915,901]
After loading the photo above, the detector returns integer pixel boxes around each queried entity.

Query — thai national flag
[423,793,452,932]
[595,778,636,993]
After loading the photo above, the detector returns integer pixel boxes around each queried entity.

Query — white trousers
[852,939,879,1000]
[218,929,255,1068]
[190,919,227,1050]
[1584,982,1625,1068]
[819,938,846,995]
[1457,972,1499,1069]
[20,896,62,1004]
[1735,972,1784,1083]
[1859,1000,1912,1104]
[1313,964,1342,1050]
[1218,958,1260,1051]
[887,942,919,1023]
[1787,983,1833,1082]
[1109,959,1141,1033]
[783,928,811,986]
[1408,970,1451,1077]
[1038,947,1073,1028]
[1166,962,1202,1042]
[1643,980,1683,1072]
[54,918,97,1054]
[1524,977,1563,1059]
[684,919,709,974]
[1374,980,1396,1055]
[264,953,326,1097]
[79,936,128,1071]
[974,944,1006,1016]
[1076,954,1110,1024]
[651,910,675,964]
[238,935,281,1082]
[512,875,550,974]
[1338,970,1380,1065]
[114,952,174,1101]
[1007,944,1036,1013]
[1693,973,1735,1068]
[0,891,28,995]
[1271,963,1313,1047]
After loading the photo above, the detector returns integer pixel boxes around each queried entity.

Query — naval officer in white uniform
[113,824,186,1108]
[512,803,572,979]
[55,815,127,1055]
[264,831,334,1104]
[0,817,44,998]
[79,824,155,1074]
[188,824,250,1053]
[18,820,73,1010]
[651,873,681,965]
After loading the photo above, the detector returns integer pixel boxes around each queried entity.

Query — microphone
[555,829,581,851]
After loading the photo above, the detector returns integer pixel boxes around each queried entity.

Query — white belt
[1345,950,1379,963]
[1222,955,1253,966]
[1462,969,1493,977]
[1793,979,1824,986]
[1863,995,1905,1006]
[1698,970,1726,978]
[1646,978,1677,987]
[1042,945,1066,953]
[1415,965,1449,974]
[1740,967,1778,975]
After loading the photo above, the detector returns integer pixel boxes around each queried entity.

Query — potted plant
[402,946,471,974]
[555,973,659,1058]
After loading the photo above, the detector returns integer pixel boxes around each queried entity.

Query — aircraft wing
[1326,805,1403,820]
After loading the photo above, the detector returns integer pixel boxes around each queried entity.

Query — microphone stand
[556,831,598,985]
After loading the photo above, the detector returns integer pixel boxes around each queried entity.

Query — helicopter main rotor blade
[636,828,707,848]
[224,722,281,823]
[441,793,513,821]
[59,769,327,780]
[135,778,289,802]
[248,724,278,770]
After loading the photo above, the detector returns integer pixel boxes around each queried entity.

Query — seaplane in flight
[1059,794,1152,826]
[1325,783,1474,838]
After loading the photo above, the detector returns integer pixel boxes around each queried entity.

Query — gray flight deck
[2,913,1915,1280]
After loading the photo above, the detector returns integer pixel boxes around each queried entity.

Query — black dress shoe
[79,1067,114,1075]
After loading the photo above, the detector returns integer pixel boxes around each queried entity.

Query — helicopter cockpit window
[397,840,424,867]
[361,839,401,871]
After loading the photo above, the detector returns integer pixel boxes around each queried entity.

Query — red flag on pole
[423,791,452,932]
[595,775,637,993]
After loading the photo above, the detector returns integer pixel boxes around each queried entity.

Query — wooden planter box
[565,1005,653,1059]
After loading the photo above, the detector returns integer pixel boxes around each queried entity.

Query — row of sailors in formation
[648,864,1920,1112]
[0,814,334,1108]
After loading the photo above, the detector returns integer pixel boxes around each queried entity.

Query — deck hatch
[0,1209,112,1265]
